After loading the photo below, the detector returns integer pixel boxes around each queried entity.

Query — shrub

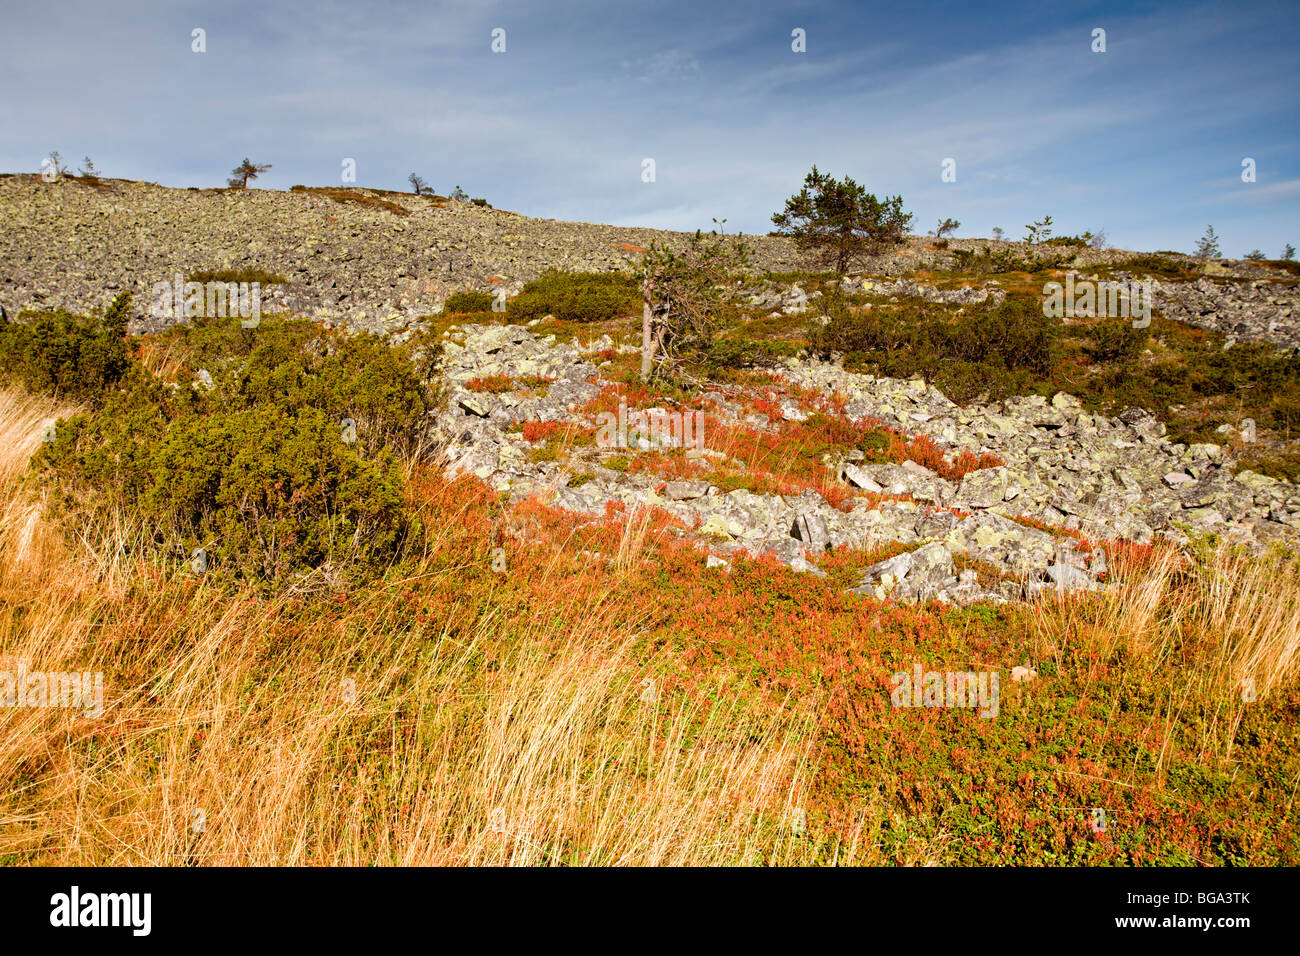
[0,292,131,402]
[188,268,287,285]
[810,292,1055,401]
[33,314,438,582]
[42,396,409,583]
[1111,254,1196,279]
[951,245,1074,274]
[507,270,640,324]
[443,290,496,314]
[1083,320,1149,363]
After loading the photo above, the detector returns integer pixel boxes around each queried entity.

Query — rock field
[7,175,1300,603]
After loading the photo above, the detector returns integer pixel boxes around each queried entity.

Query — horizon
[4,0,1298,256]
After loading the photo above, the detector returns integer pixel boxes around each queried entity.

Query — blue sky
[3,0,1297,255]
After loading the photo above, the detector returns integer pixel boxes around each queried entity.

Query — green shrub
[42,395,409,583]
[187,268,287,285]
[1083,320,1149,363]
[507,270,640,324]
[0,292,131,402]
[701,337,801,372]
[33,314,439,583]
[1111,255,1197,279]
[1045,235,1090,248]
[810,293,1056,402]
[951,245,1074,275]
[443,290,496,314]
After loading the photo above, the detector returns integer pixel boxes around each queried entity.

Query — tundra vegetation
[0,180,1297,865]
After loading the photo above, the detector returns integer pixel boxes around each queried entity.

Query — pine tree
[771,166,912,276]
[227,158,271,189]
[1194,225,1221,259]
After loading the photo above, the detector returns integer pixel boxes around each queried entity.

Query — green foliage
[635,231,750,379]
[1195,225,1221,259]
[507,270,640,324]
[810,293,1055,402]
[1109,254,1197,279]
[1082,320,1149,363]
[443,290,496,314]
[1045,233,1091,248]
[188,268,287,285]
[228,158,271,189]
[33,314,440,583]
[1023,215,1053,244]
[698,336,801,373]
[771,165,912,275]
[932,217,960,239]
[950,244,1074,275]
[0,292,131,402]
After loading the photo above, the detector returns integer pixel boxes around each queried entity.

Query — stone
[791,513,831,552]
[842,464,884,493]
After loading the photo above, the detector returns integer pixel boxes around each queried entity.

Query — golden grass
[0,388,811,865]
[2,381,1298,864]
[289,186,411,217]
[1028,544,1300,768]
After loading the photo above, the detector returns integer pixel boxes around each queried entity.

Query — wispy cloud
[1,0,1296,254]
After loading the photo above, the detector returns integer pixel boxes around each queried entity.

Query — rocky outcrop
[432,324,1300,606]
[1154,276,1300,350]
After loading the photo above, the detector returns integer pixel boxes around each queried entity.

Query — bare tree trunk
[640,279,654,381]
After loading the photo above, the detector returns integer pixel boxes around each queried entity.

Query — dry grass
[2,379,1298,865]
[1028,544,1300,767]
[289,186,411,217]
[0,388,811,865]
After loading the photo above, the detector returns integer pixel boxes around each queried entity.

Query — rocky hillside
[1,174,1179,334]
[6,174,1300,604]
[436,324,1300,604]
